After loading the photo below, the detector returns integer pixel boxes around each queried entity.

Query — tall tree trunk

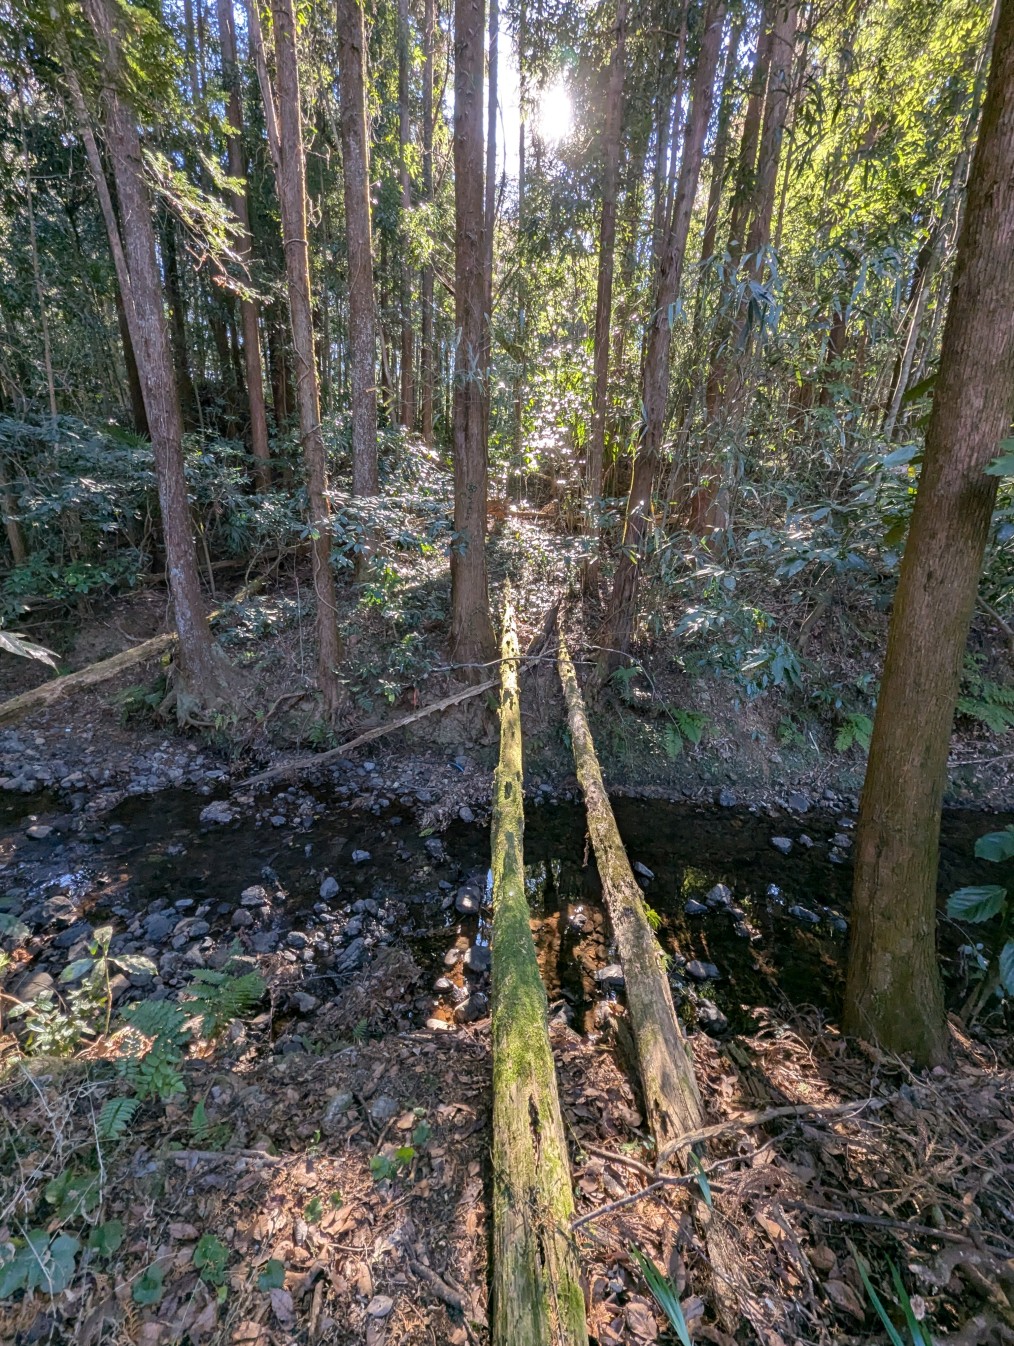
[844,0,1014,1067]
[74,3,231,706]
[216,0,271,489]
[725,2,772,255]
[161,213,200,430]
[337,0,380,494]
[18,87,58,427]
[450,0,496,670]
[743,0,798,274]
[599,0,726,675]
[513,0,526,467]
[420,0,436,444]
[699,14,745,267]
[586,0,626,536]
[113,283,149,436]
[483,0,498,408]
[0,457,27,565]
[398,0,416,429]
[270,0,343,713]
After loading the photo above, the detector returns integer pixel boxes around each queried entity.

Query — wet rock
[455,885,481,915]
[424,837,445,862]
[594,963,625,987]
[454,991,488,1023]
[798,834,815,849]
[231,908,254,929]
[826,914,848,935]
[144,912,174,943]
[685,899,708,916]
[25,824,53,840]
[697,1000,728,1035]
[463,944,490,974]
[433,976,454,993]
[199,801,235,825]
[351,849,371,865]
[334,938,366,972]
[632,861,654,880]
[368,1094,398,1125]
[321,1091,355,1135]
[785,792,810,813]
[568,906,591,931]
[706,883,732,908]
[9,969,56,1003]
[686,959,720,981]
[443,947,462,967]
[770,836,793,855]
[718,788,737,807]
[319,876,340,901]
[788,905,820,925]
[458,806,475,824]
[286,931,308,949]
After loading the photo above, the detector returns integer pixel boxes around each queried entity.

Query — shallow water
[1,786,1010,1034]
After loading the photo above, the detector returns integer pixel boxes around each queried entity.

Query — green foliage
[87,1220,124,1259]
[948,826,1014,1000]
[629,1245,693,1346]
[0,1231,81,1297]
[370,1145,415,1183]
[185,968,266,1038]
[835,713,874,753]
[44,1168,100,1222]
[189,1099,231,1151]
[257,1259,286,1291]
[117,998,189,1101]
[132,1263,165,1306]
[849,1240,932,1346]
[193,1234,229,1287]
[957,678,1014,734]
[0,629,57,667]
[303,1197,323,1224]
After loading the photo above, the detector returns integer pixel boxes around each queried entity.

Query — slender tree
[398,0,416,428]
[843,0,1014,1066]
[586,0,626,537]
[216,0,271,489]
[420,0,436,444]
[336,0,379,494]
[450,0,496,669]
[600,0,727,673]
[75,0,234,708]
[270,0,344,713]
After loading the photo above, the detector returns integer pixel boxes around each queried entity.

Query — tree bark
[337,0,380,494]
[398,0,416,429]
[491,602,588,1346]
[699,16,745,268]
[75,0,232,708]
[420,0,436,444]
[844,0,1014,1066]
[450,0,496,670]
[600,0,726,673]
[0,457,27,565]
[216,0,271,489]
[270,0,344,713]
[113,283,149,437]
[586,0,626,537]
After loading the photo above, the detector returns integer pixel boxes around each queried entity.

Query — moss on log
[491,600,588,1346]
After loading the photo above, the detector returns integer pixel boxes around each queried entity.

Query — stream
[1,783,1010,1037]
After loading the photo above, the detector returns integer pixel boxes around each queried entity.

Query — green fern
[117,999,189,1101]
[97,1096,140,1142]
[958,679,1014,734]
[835,712,873,752]
[186,969,266,1038]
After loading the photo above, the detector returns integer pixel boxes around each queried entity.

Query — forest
[1,0,1014,1340]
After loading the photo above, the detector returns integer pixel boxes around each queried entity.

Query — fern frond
[97,1096,140,1142]
[186,969,266,1039]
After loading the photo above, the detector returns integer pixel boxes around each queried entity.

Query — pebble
[718,788,737,807]
[368,1095,399,1125]
[199,801,235,825]
[458,806,475,823]
[685,900,708,916]
[594,963,625,987]
[770,836,793,855]
[686,959,720,981]
[455,886,481,915]
[319,876,340,901]
[286,931,308,949]
[25,824,53,840]
[231,908,254,929]
[463,944,490,973]
[351,849,371,864]
[290,992,319,1014]
[321,1091,355,1135]
[706,883,732,908]
[241,885,270,907]
[798,834,815,849]
[788,905,820,925]
[632,861,654,880]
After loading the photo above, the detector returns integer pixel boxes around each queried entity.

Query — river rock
[594,963,625,987]
[454,991,488,1023]
[463,944,490,973]
[368,1094,398,1125]
[25,824,53,840]
[770,836,793,855]
[455,885,481,915]
[706,883,732,907]
[685,899,708,916]
[144,912,174,943]
[319,876,340,901]
[351,849,371,865]
[788,905,820,925]
[458,806,475,823]
[686,959,720,981]
[231,908,254,929]
[200,801,235,825]
[241,885,270,907]
[633,861,654,880]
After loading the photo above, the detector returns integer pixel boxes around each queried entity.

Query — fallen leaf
[824,1279,864,1318]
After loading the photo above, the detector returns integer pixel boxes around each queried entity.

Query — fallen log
[242,679,497,787]
[557,633,742,1327]
[0,579,267,727]
[491,599,588,1346]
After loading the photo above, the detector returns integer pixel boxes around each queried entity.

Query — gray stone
[199,801,235,825]
[463,944,490,973]
[319,876,340,901]
[686,959,720,981]
[433,976,454,993]
[334,938,365,972]
[832,833,852,849]
[286,931,308,949]
[290,992,319,1014]
[368,1094,398,1124]
[455,885,481,915]
[718,788,737,807]
[770,836,793,855]
[9,969,55,1003]
[454,991,488,1023]
[458,806,475,823]
[366,1296,394,1320]
[594,963,625,987]
[798,834,815,849]
[697,1000,728,1034]
[351,849,371,864]
[53,921,93,949]
[633,861,654,880]
[426,1017,452,1032]
[231,908,254,929]
[443,947,462,967]
[684,900,708,916]
[321,1091,355,1134]
[144,913,174,943]
[706,883,732,908]
[241,885,270,907]
[785,792,810,813]
[788,905,820,925]
[25,824,53,840]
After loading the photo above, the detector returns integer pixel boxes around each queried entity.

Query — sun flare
[535,81,573,146]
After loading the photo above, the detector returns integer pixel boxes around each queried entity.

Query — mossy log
[491,600,588,1346]
[557,634,742,1326]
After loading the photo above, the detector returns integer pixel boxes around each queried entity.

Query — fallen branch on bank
[491,598,588,1346]
[558,631,742,1329]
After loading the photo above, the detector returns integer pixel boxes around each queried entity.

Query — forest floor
[2,519,1014,1345]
